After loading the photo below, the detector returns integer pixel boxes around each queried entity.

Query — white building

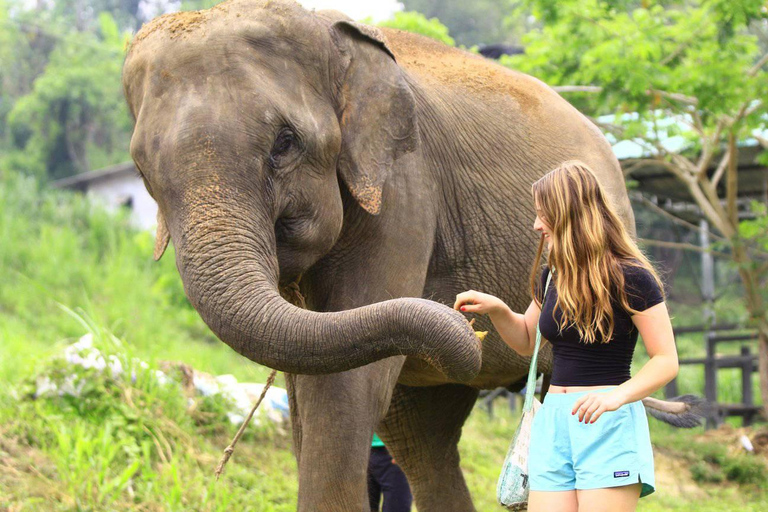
[51,162,158,231]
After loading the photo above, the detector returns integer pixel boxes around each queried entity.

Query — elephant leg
[287,357,405,512]
[378,383,480,512]
[282,165,437,510]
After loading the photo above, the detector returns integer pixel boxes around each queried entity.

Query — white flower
[108,355,124,377]
[154,370,169,386]
[35,376,58,398]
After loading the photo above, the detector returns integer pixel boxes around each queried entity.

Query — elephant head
[121,0,481,380]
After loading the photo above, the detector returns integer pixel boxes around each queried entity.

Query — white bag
[496,269,553,510]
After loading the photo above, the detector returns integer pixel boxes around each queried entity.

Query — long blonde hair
[529,160,665,344]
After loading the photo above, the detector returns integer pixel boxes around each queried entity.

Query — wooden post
[741,345,754,426]
[700,219,715,327]
[705,331,719,429]
[701,219,719,430]
[665,378,679,399]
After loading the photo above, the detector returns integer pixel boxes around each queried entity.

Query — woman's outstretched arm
[454,292,542,356]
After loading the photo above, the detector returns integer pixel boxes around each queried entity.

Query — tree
[5,12,133,180]
[504,0,768,418]
[0,1,60,148]
[400,0,528,47]
[43,0,145,33]
[375,11,455,46]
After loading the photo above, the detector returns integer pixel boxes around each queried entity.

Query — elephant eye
[269,127,298,168]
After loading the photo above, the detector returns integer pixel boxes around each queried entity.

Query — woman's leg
[528,490,578,512]
[577,483,642,512]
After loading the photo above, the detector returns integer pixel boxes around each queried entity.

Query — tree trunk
[670,136,767,419]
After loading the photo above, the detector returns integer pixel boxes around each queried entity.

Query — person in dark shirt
[368,433,413,512]
[454,160,678,512]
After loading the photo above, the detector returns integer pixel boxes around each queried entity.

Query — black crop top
[535,262,665,386]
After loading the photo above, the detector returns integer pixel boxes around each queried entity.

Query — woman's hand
[453,290,505,315]
[571,391,626,424]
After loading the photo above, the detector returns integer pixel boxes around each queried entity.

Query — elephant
[122,1,703,510]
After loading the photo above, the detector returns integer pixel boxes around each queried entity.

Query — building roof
[599,112,768,219]
[50,162,137,191]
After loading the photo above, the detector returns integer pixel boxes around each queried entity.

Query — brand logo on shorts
[614,470,630,478]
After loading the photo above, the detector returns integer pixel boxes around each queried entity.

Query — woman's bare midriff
[548,384,616,394]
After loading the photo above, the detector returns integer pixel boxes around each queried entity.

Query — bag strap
[523,266,553,413]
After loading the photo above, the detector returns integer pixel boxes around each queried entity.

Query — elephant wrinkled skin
[122,1,638,510]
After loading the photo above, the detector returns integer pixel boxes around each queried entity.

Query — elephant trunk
[173,206,482,381]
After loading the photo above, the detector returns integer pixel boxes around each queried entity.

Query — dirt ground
[653,446,709,499]
[652,423,768,499]
[693,424,768,459]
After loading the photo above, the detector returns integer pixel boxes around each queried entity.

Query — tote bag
[496,268,553,510]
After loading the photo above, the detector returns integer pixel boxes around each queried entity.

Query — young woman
[453,161,678,512]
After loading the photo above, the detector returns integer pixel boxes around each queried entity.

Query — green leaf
[377,11,456,46]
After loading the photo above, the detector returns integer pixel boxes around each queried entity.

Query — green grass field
[1,173,766,510]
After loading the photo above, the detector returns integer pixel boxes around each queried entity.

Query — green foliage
[0,173,272,385]
[1,310,294,510]
[737,201,768,252]
[0,2,17,104]
[401,0,526,47]
[180,0,225,11]
[39,0,144,33]
[722,455,768,486]
[376,11,456,46]
[5,12,132,180]
[670,435,768,486]
[506,0,768,341]
[18,309,191,428]
[710,200,768,316]
[504,0,768,153]
[690,459,726,483]
[0,175,290,506]
[0,1,50,149]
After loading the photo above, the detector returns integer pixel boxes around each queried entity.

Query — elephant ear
[330,21,418,215]
[153,209,170,261]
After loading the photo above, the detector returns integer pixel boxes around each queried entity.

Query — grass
[1,171,766,510]
[0,315,298,511]
[0,172,276,387]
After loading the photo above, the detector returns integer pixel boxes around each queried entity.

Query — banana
[467,318,487,341]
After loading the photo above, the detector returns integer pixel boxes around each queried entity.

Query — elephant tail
[641,394,713,428]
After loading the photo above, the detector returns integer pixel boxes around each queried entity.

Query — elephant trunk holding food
[123,1,695,510]
[174,213,480,381]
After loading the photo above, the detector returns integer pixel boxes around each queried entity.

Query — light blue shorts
[528,386,655,498]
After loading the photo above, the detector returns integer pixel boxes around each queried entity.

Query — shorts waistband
[542,386,618,408]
